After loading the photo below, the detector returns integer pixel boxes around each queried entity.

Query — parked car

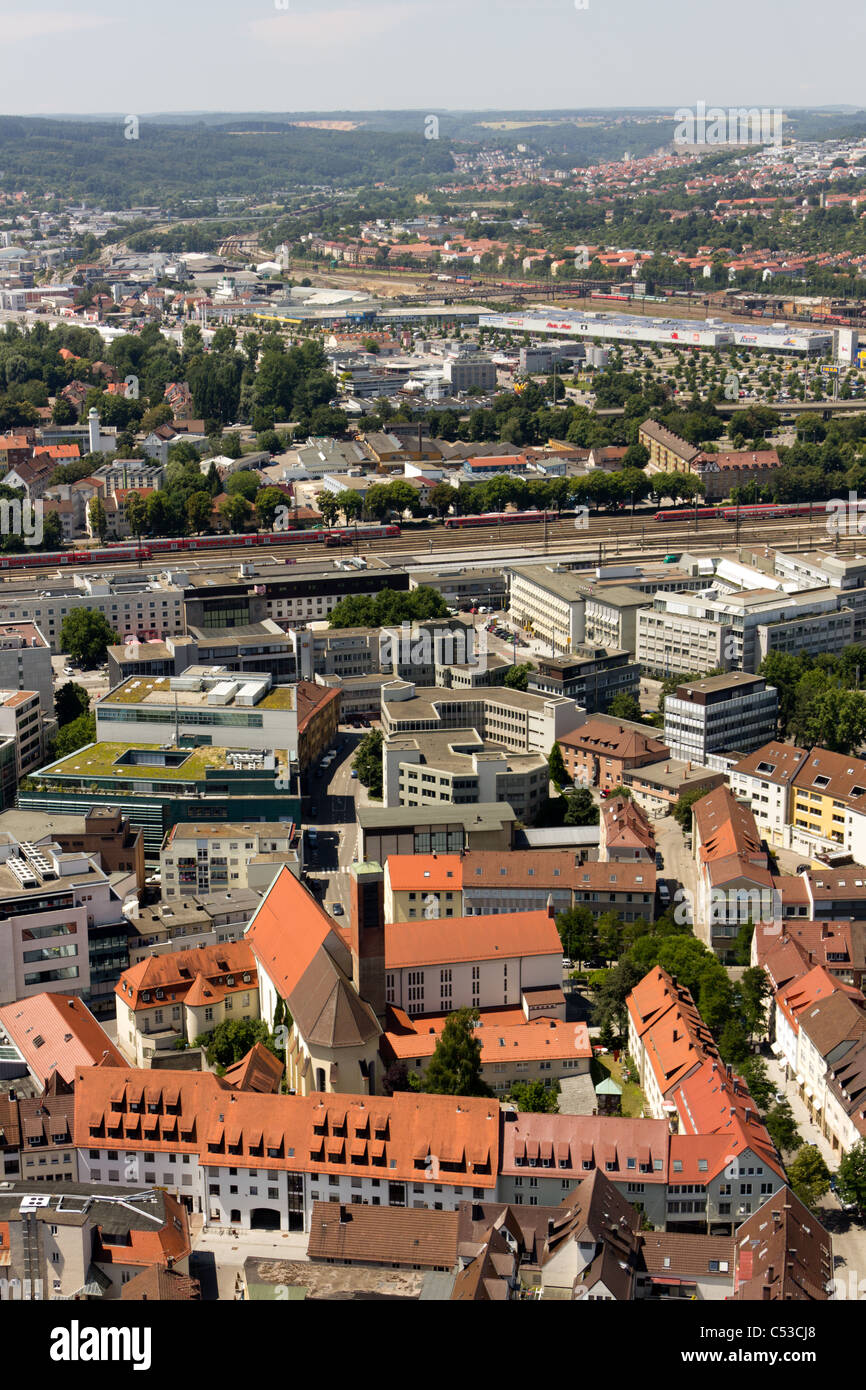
[310,806,318,817]
[350,769,358,779]
[655,851,664,870]
[331,903,344,916]
[562,957,574,970]
[658,882,671,905]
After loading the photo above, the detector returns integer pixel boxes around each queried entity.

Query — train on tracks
[654,501,833,523]
[0,524,403,570]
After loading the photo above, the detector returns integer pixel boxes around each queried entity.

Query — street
[304,724,361,916]
[653,814,700,938]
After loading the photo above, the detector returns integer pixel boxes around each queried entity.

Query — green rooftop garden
[32,741,288,783]
[101,677,295,712]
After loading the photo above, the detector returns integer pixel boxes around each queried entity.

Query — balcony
[139,1026,183,1053]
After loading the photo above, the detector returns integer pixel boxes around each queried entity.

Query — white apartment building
[507,564,586,653]
[637,599,731,677]
[663,672,778,764]
[96,671,299,760]
[160,823,299,898]
[0,689,45,778]
[583,587,650,654]
[380,680,583,754]
[384,910,562,1016]
[382,729,549,819]
[637,587,849,675]
[0,571,185,653]
[0,838,123,1005]
[729,742,809,848]
[0,623,54,715]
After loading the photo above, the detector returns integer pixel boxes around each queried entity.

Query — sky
[0,0,864,116]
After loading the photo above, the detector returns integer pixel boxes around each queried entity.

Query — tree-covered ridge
[0,116,455,205]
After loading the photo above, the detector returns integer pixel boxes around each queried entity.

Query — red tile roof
[0,993,123,1087]
[386,855,463,892]
[115,940,257,1013]
[383,1009,591,1064]
[499,1111,670,1181]
[694,785,765,863]
[244,865,350,999]
[385,909,561,970]
[74,1067,500,1187]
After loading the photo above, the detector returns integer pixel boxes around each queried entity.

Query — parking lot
[50,653,109,706]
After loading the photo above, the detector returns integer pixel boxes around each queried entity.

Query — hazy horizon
[0,0,863,116]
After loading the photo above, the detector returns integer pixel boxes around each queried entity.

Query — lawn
[592,1052,646,1119]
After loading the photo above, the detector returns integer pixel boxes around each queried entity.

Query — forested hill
[0,116,455,205]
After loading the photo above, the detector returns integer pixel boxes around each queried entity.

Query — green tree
[186,490,214,534]
[717,1016,750,1065]
[225,469,261,501]
[428,481,454,518]
[219,494,252,532]
[55,681,89,728]
[732,919,755,966]
[255,486,288,529]
[51,395,77,425]
[786,1145,831,1210]
[140,402,174,434]
[548,742,568,789]
[423,1008,493,1097]
[556,905,598,968]
[40,511,63,550]
[605,692,643,722]
[563,787,599,825]
[202,1017,270,1067]
[672,785,711,831]
[737,1056,774,1112]
[335,488,363,522]
[125,491,148,541]
[736,967,771,1043]
[837,1138,866,1211]
[353,728,383,798]
[597,912,624,965]
[60,610,119,666]
[764,1100,802,1156]
[503,662,532,692]
[54,711,96,757]
[509,1080,559,1113]
[88,496,108,543]
[318,492,339,527]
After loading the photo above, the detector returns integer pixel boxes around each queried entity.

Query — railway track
[0,510,845,581]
